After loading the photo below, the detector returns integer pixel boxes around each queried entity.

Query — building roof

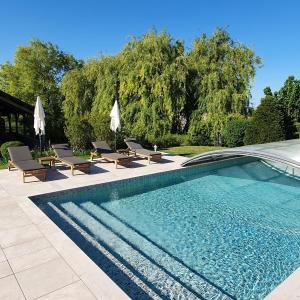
[0,90,34,115]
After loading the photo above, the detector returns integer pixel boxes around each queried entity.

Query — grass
[163,145,225,157]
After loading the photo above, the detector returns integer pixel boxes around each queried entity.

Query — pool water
[32,158,300,300]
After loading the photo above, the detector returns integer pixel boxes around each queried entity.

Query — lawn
[163,145,225,157]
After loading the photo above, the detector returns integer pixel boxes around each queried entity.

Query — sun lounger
[124,138,162,164]
[91,141,132,168]
[52,144,91,175]
[8,146,47,183]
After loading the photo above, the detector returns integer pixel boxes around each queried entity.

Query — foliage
[223,118,249,147]
[64,116,95,150]
[0,39,81,141]
[1,30,261,149]
[187,28,261,144]
[148,134,188,148]
[244,94,285,145]
[0,141,24,161]
[276,76,300,121]
[187,117,213,146]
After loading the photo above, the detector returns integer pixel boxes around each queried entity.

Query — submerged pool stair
[46,200,234,300]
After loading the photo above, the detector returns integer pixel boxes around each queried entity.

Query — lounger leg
[148,157,151,164]
[71,166,74,176]
[115,161,118,169]
[23,172,25,183]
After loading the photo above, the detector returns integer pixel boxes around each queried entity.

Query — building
[0,90,34,145]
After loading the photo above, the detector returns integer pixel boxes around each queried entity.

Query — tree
[0,39,81,141]
[276,76,300,121]
[187,28,261,144]
[117,31,187,141]
[244,92,285,145]
[61,59,98,148]
[223,118,249,147]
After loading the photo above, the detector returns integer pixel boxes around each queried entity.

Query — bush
[223,119,249,147]
[0,141,24,162]
[244,96,285,145]
[148,134,188,148]
[64,116,95,150]
[187,121,213,146]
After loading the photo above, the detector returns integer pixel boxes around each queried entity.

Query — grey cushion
[124,139,144,150]
[92,141,113,154]
[14,160,45,171]
[102,152,130,160]
[60,156,89,165]
[135,148,161,156]
[8,146,33,162]
[52,144,73,158]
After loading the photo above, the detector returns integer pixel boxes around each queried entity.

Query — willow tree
[61,60,99,149]
[90,55,121,142]
[0,39,81,141]
[187,28,261,144]
[118,31,187,142]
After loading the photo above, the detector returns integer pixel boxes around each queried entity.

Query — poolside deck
[0,154,185,299]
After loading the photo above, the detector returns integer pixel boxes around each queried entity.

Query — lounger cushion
[135,149,161,156]
[102,153,130,160]
[60,156,89,165]
[8,146,33,162]
[124,139,144,150]
[14,160,45,171]
[52,144,73,158]
[92,141,113,154]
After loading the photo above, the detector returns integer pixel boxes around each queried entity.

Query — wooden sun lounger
[8,146,47,183]
[52,144,91,175]
[124,138,162,164]
[91,141,132,168]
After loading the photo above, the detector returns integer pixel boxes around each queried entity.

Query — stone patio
[0,154,186,299]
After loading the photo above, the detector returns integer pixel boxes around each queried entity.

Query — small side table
[117,149,130,156]
[38,156,57,168]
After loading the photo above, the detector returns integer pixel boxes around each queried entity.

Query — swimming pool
[31,157,300,299]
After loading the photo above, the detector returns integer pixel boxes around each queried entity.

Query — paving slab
[3,237,51,260]
[0,224,42,248]
[0,274,25,299]
[15,258,79,300]
[37,281,96,300]
[9,246,59,273]
[0,260,13,278]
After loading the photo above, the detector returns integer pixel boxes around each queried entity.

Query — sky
[1,0,300,106]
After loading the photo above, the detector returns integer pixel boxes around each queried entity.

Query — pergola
[0,90,34,145]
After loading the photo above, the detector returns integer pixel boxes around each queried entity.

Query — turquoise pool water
[32,158,300,300]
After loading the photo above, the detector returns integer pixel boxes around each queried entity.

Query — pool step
[54,201,233,300]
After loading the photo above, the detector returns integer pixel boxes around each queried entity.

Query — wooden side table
[38,156,57,168]
[117,149,130,156]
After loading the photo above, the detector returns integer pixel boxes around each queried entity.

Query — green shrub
[223,119,249,147]
[0,141,24,162]
[148,134,188,148]
[244,96,285,145]
[64,116,95,150]
[187,121,213,146]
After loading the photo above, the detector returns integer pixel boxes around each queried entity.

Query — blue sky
[1,0,300,106]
